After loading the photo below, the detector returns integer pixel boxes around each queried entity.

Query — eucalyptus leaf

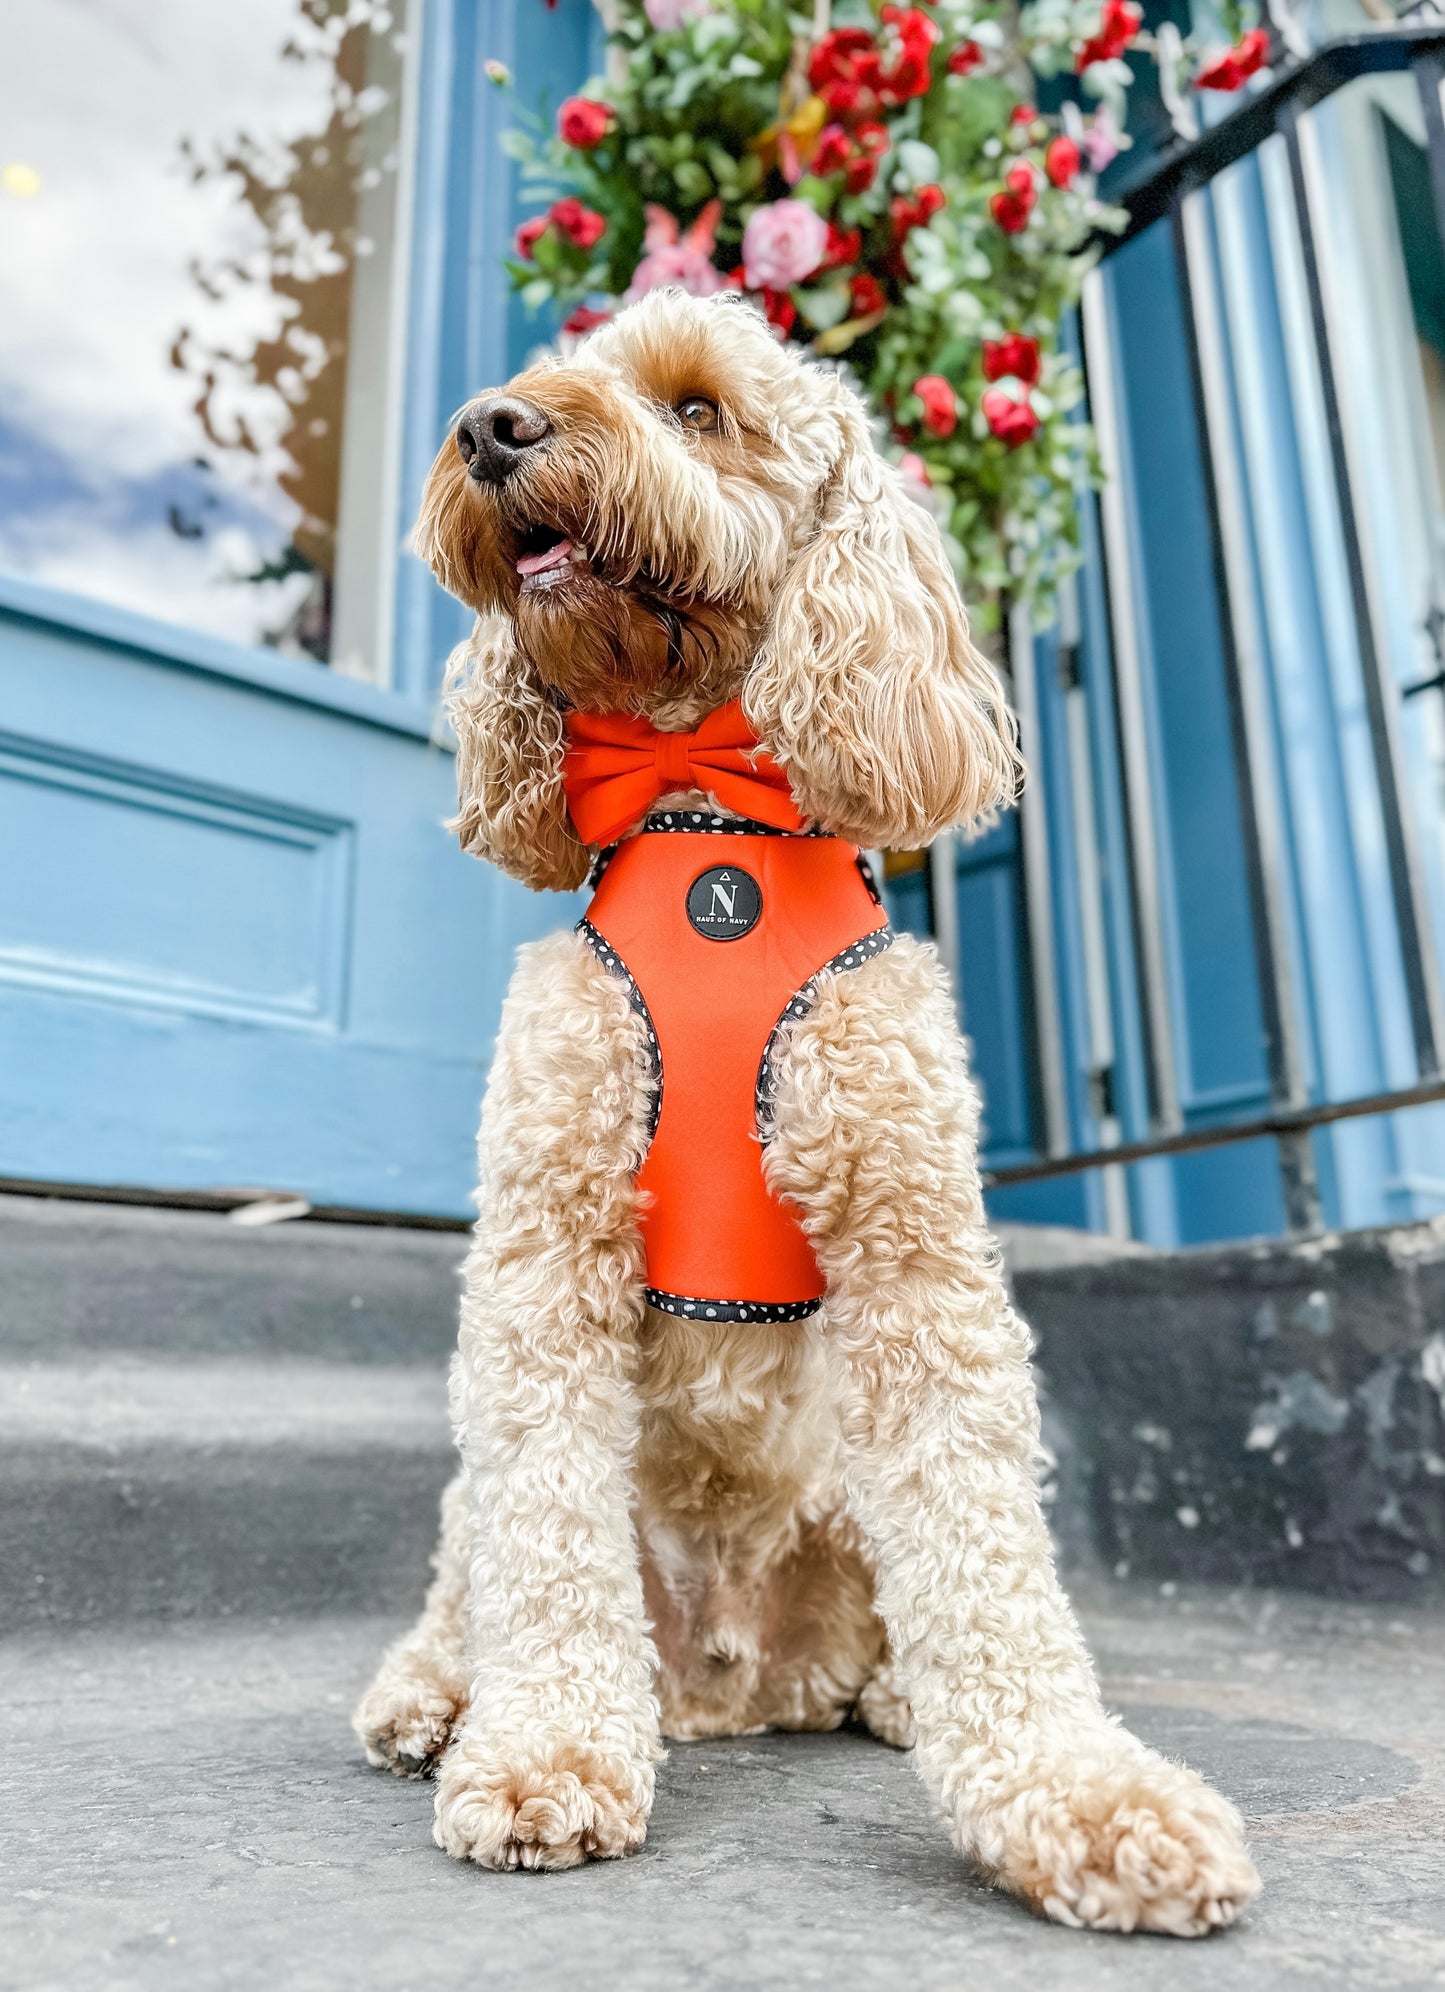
[796,281,852,331]
[896,140,941,187]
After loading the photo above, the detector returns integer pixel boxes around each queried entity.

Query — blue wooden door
[0,0,594,1218]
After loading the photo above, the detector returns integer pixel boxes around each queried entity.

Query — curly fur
[356,290,1258,1933]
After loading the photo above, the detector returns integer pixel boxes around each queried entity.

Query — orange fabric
[562,700,803,847]
[585,829,888,1308]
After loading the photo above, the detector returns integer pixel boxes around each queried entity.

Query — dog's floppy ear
[744,382,1022,847]
[444,615,589,892]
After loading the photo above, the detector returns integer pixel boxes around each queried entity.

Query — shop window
[0,0,414,675]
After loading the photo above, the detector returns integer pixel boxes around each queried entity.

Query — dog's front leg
[767,935,1259,1935]
[434,931,661,1871]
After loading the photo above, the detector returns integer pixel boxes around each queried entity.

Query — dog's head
[423,289,1021,890]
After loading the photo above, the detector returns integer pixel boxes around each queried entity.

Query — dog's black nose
[455,395,551,483]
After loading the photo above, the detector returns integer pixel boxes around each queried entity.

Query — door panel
[0,584,565,1216]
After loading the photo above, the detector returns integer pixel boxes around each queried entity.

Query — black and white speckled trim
[586,812,839,888]
[645,1287,821,1323]
[855,850,883,906]
[584,843,620,891]
[641,809,832,837]
[577,920,662,1144]
[755,924,896,1139]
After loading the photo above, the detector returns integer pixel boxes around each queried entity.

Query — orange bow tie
[561,698,802,845]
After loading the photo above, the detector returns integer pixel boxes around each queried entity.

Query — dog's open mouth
[514,522,591,592]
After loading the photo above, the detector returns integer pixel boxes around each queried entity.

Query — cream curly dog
[354,288,1259,1935]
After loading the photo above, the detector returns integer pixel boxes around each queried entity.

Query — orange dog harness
[565,707,893,1323]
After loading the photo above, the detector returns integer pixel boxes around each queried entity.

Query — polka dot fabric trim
[855,851,884,907]
[587,816,835,889]
[755,924,896,1140]
[644,1287,821,1323]
[639,810,833,838]
[577,919,662,1145]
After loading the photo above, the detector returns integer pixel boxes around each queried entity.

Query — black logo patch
[686,864,762,941]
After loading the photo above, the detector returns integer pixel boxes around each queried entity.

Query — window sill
[0,571,448,745]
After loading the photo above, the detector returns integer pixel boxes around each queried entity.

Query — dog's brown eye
[676,396,719,432]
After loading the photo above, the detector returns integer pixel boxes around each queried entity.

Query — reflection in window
[0,0,412,672]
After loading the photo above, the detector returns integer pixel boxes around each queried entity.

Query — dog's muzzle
[455,394,551,484]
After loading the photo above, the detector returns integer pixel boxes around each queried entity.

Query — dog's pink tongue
[516,538,573,576]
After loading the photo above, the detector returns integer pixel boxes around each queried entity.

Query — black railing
[983,27,1445,1225]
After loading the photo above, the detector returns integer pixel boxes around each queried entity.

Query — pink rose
[742,199,829,291]
[625,200,732,301]
[1080,105,1122,172]
[644,0,711,27]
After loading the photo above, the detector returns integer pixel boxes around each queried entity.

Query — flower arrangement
[497,0,1270,624]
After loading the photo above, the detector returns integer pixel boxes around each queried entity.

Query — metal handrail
[985,1072,1445,1189]
[1101,27,1445,251]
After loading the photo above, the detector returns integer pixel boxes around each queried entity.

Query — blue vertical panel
[1068,432,1179,1243]
[1208,152,1433,1229]
[978,619,1096,1231]
[1104,221,1283,1244]
[392,0,590,942]
[954,815,1038,1170]
[394,0,601,697]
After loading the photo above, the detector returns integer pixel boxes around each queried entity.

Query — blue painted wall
[0,0,596,1217]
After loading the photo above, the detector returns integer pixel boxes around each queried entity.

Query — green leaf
[796,281,852,331]
[673,158,713,200]
[895,140,941,187]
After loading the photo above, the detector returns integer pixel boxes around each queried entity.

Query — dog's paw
[433,1730,654,1871]
[352,1660,468,1779]
[855,1658,915,1750]
[985,1747,1260,1937]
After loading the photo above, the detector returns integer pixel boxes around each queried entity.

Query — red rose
[1045,135,1081,188]
[989,163,1036,234]
[808,27,882,115]
[514,214,548,260]
[914,373,957,438]
[562,304,611,335]
[891,185,945,241]
[813,124,852,175]
[1194,27,1270,92]
[1075,0,1142,71]
[878,5,940,104]
[983,333,1041,385]
[850,272,887,317]
[759,286,797,335]
[822,221,863,269]
[846,154,879,193]
[549,196,606,250]
[856,121,890,154]
[1009,104,1038,127]
[981,386,1040,446]
[947,39,983,76]
[556,96,612,149]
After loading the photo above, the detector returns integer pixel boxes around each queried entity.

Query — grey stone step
[0,1191,465,1363]
[0,1190,1133,1361]
[0,1357,450,1631]
[7,1187,1445,1613]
